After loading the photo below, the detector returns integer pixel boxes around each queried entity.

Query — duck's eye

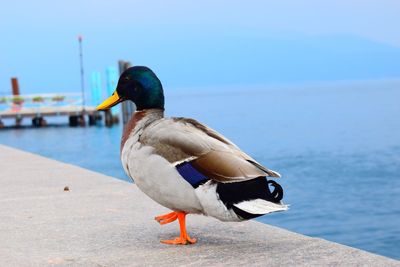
[124,76,131,82]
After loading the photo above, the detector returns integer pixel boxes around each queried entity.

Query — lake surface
[1,81,399,259]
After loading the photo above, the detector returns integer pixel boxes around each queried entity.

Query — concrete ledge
[0,144,398,266]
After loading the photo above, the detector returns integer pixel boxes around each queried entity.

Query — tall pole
[78,35,85,111]
[119,60,133,128]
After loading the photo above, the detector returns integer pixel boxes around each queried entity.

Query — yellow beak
[96,91,123,111]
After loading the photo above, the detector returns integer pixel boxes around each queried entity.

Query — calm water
[1,81,399,259]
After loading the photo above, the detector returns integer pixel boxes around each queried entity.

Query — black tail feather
[216,177,284,220]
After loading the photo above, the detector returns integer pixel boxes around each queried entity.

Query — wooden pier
[0,105,96,118]
[0,93,116,127]
[0,106,101,127]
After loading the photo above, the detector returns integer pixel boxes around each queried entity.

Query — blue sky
[1,0,400,94]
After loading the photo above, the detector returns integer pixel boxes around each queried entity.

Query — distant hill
[149,34,400,87]
[2,33,399,94]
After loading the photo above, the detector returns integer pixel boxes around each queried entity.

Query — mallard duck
[97,66,287,245]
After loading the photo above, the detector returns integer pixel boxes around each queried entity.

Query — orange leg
[155,211,178,225]
[159,212,197,245]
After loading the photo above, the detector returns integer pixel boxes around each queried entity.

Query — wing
[140,117,280,183]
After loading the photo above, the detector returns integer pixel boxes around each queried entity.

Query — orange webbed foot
[155,211,178,225]
[160,236,197,245]
[157,211,197,245]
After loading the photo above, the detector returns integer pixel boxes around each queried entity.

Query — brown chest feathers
[120,110,146,154]
[120,109,165,154]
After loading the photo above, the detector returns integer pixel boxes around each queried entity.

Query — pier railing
[0,93,103,127]
[0,93,84,112]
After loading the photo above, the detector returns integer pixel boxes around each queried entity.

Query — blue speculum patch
[176,161,209,188]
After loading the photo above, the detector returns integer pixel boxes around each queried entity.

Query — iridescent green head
[97,66,164,111]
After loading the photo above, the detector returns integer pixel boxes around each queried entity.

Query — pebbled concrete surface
[0,144,398,267]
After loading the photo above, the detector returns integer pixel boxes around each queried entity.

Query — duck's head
[96,66,164,111]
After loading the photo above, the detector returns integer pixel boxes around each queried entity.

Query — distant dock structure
[0,58,133,129]
[0,92,101,128]
[0,75,105,128]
